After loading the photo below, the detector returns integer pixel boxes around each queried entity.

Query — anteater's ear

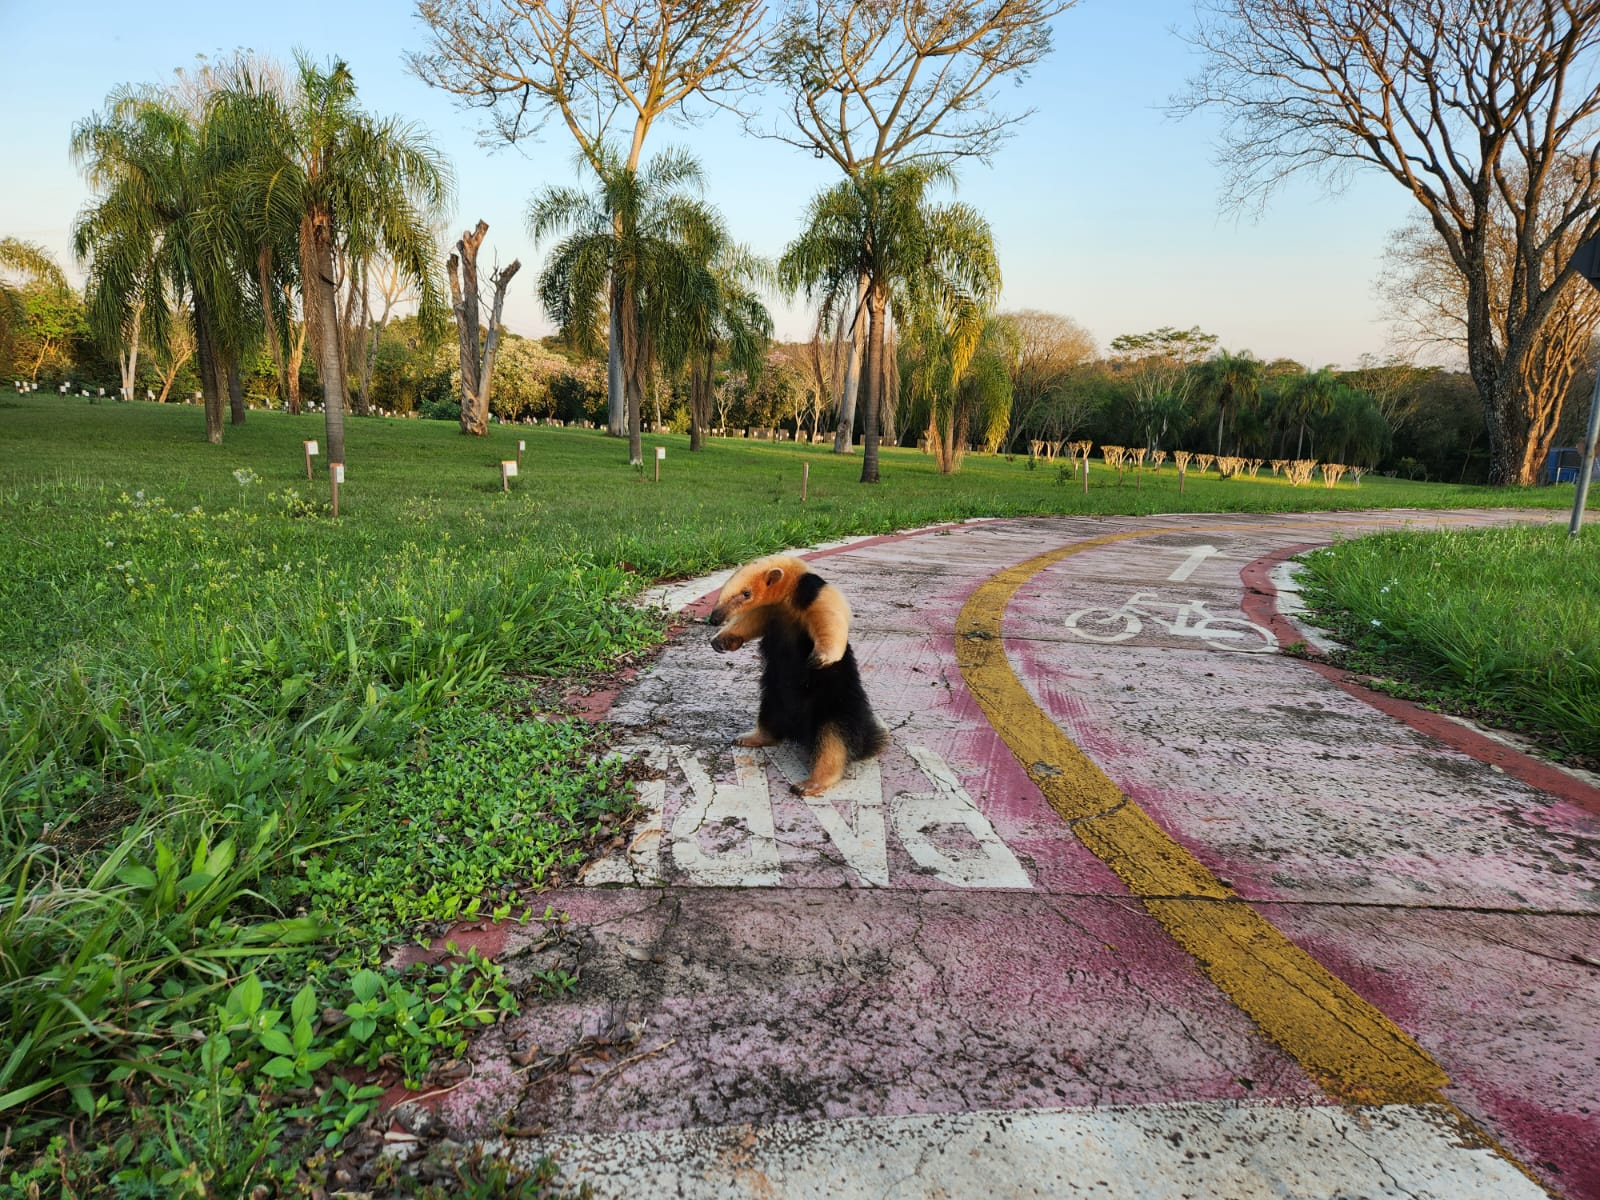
[765,567,784,587]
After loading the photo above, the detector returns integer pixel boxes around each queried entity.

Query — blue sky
[0,0,1419,366]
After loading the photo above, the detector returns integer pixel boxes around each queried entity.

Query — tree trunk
[689,344,712,451]
[450,221,488,435]
[473,258,522,424]
[259,245,291,408]
[833,273,868,453]
[286,312,305,414]
[311,209,349,465]
[860,284,886,484]
[340,261,365,416]
[353,271,373,416]
[118,302,142,401]
[228,357,246,425]
[607,286,626,437]
[883,322,900,446]
[194,298,224,445]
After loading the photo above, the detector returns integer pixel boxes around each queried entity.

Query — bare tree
[1378,189,1600,466]
[764,0,1077,453]
[996,309,1096,450]
[410,0,765,440]
[353,252,423,412]
[1182,0,1600,485]
[1347,352,1435,436]
[447,220,523,436]
[151,304,196,403]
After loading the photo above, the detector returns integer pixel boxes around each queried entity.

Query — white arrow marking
[1167,544,1221,583]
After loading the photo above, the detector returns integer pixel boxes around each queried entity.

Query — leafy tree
[1108,326,1217,452]
[0,240,67,379]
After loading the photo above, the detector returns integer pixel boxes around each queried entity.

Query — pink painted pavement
[440,509,1598,1198]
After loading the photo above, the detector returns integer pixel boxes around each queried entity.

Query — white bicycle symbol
[1064,592,1277,653]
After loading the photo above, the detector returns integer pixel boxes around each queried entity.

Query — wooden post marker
[501,459,518,491]
[330,462,344,517]
[303,439,319,480]
[517,438,526,468]
[802,461,810,503]
[655,444,665,483]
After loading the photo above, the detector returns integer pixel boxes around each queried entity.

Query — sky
[0,0,1422,368]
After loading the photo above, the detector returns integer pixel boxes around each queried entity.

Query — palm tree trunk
[194,297,224,445]
[287,313,305,414]
[881,321,899,447]
[311,211,349,464]
[228,357,246,425]
[259,246,291,408]
[690,344,713,451]
[860,284,886,484]
[607,286,626,438]
[353,274,373,416]
[834,273,868,454]
[118,302,142,401]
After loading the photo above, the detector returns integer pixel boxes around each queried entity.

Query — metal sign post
[1568,234,1600,536]
[1570,375,1600,538]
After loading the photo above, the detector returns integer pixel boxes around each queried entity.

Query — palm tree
[1195,349,1262,456]
[531,147,721,465]
[665,234,773,451]
[72,87,243,442]
[1286,368,1343,459]
[198,62,303,417]
[0,239,66,377]
[783,165,999,483]
[226,54,450,464]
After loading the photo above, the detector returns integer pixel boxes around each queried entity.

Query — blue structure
[1544,447,1600,484]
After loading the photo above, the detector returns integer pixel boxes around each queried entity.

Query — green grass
[0,392,1585,1192]
[1297,523,1600,763]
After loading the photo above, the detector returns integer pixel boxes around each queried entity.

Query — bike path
[433,509,1597,1198]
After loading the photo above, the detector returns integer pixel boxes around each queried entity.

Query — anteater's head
[709,556,806,626]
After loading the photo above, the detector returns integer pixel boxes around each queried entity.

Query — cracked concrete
[448,509,1596,1198]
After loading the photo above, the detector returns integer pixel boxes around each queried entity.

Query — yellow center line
[955,528,1450,1104]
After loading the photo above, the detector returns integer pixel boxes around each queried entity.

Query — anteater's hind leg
[793,727,847,796]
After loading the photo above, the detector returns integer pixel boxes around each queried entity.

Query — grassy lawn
[1296,523,1600,766]
[0,391,1583,1194]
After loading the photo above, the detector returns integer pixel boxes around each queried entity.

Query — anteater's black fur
[757,572,885,761]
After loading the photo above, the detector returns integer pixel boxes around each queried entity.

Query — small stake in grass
[517,438,526,468]
[501,459,518,491]
[303,439,319,480]
[330,462,344,517]
[655,444,665,483]
[802,461,810,503]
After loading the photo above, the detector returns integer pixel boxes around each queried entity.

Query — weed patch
[1297,524,1600,764]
